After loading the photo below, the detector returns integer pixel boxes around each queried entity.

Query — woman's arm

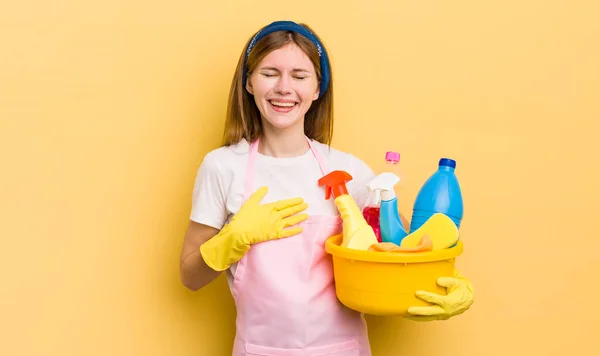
[181,152,229,291]
[179,220,222,291]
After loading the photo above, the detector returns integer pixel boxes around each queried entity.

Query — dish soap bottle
[318,170,379,251]
[367,172,408,246]
[410,158,464,233]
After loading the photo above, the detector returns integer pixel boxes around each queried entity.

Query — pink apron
[231,138,372,356]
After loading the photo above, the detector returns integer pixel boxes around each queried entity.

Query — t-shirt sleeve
[189,154,229,230]
[349,155,377,211]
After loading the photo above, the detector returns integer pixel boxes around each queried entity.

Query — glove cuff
[200,225,250,272]
[453,269,474,295]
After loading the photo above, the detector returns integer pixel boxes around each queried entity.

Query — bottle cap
[439,158,456,168]
[385,151,400,164]
[317,170,353,200]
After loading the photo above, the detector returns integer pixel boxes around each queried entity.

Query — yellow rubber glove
[405,269,474,322]
[200,186,309,271]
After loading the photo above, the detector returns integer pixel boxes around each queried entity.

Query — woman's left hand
[405,269,474,322]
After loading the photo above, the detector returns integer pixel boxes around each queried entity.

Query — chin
[264,116,303,131]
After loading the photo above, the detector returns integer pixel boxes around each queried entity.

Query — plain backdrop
[1,0,599,355]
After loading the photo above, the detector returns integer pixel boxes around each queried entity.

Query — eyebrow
[259,66,311,73]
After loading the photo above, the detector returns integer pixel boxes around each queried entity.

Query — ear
[313,84,320,100]
[245,75,254,95]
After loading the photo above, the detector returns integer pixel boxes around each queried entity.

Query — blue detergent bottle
[409,158,464,233]
[367,172,408,245]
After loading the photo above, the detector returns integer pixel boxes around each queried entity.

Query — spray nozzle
[318,170,353,200]
[367,172,401,201]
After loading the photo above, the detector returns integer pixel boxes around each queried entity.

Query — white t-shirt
[189,138,376,289]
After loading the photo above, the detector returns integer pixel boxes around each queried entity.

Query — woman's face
[246,43,320,134]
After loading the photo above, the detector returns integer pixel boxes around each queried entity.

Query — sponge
[400,213,459,251]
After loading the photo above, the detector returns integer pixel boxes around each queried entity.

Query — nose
[274,74,292,95]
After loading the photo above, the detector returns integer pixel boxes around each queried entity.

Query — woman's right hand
[200,186,309,271]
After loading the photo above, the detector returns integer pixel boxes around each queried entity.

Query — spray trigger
[318,170,353,200]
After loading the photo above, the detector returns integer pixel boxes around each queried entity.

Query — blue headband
[242,21,331,98]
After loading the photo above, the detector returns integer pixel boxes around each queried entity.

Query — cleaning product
[382,151,402,182]
[401,213,459,251]
[362,190,382,242]
[361,151,402,243]
[318,170,379,251]
[409,158,464,233]
[367,172,408,246]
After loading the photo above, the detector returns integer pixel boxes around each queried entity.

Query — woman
[180,20,474,355]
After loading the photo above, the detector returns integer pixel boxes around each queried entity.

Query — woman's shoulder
[198,139,250,179]
[205,139,250,160]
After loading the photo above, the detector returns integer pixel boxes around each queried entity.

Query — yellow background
[2,0,599,355]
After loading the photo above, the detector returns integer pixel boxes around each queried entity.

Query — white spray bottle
[367,172,408,246]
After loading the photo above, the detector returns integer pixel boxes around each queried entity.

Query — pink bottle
[362,151,401,243]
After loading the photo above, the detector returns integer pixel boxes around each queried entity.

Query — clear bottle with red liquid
[362,151,401,243]
[362,204,382,242]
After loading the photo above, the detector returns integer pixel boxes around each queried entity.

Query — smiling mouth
[268,100,297,113]
[269,100,297,108]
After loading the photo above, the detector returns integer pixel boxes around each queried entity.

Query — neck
[258,127,309,158]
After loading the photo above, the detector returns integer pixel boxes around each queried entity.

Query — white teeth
[270,101,295,107]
